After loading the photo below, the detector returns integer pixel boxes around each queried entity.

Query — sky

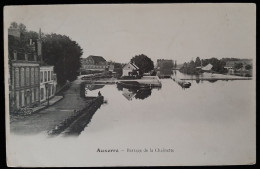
[4,3,256,64]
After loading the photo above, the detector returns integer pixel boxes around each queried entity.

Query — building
[224,59,253,71]
[81,55,107,71]
[37,29,57,103]
[8,28,41,111]
[40,66,57,103]
[8,28,57,111]
[156,59,174,77]
[122,62,139,77]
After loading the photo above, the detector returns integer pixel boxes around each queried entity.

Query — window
[15,68,19,88]
[35,68,38,84]
[31,68,34,85]
[16,91,20,109]
[40,88,44,100]
[44,71,47,82]
[48,71,50,81]
[35,88,39,101]
[21,68,24,87]
[40,71,43,83]
[26,68,30,86]
[21,90,25,107]
[51,71,53,80]
[31,89,34,103]
[52,85,54,95]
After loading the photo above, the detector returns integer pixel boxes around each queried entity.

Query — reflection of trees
[207,79,218,83]
[134,89,152,100]
[116,84,123,91]
[117,84,155,100]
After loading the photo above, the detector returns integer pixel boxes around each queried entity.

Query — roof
[123,62,139,70]
[87,55,106,64]
[131,63,139,69]
[202,64,213,71]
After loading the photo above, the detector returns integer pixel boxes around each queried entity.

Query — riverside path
[10,78,93,135]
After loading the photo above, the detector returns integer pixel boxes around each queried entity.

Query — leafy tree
[10,22,18,29]
[195,57,201,67]
[245,64,252,70]
[18,23,27,33]
[130,54,154,75]
[42,33,83,85]
[234,63,243,70]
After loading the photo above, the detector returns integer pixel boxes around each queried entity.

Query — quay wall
[48,96,104,136]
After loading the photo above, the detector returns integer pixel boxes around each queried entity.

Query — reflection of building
[40,66,57,102]
[8,28,41,111]
[122,62,139,76]
[81,55,107,71]
[122,88,136,100]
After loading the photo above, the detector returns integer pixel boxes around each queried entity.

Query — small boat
[177,80,191,88]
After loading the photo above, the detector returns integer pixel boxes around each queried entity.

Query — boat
[177,80,191,88]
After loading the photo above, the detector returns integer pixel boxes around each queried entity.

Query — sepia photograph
[4,3,256,167]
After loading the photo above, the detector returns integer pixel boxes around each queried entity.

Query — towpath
[10,78,93,135]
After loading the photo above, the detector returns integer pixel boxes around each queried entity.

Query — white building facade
[122,63,139,77]
[40,66,57,103]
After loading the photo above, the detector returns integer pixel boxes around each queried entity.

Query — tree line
[180,56,252,75]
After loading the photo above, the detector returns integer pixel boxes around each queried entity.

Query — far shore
[173,73,252,80]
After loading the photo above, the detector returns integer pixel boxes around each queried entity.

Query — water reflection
[116,84,160,100]
[81,84,105,97]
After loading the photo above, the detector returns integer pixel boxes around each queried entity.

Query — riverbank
[48,96,104,136]
[81,76,162,87]
[117,76,162,87]
[172,73,252,80]
[10,78,99,135]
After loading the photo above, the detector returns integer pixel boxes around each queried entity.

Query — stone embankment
[48,96,104,136]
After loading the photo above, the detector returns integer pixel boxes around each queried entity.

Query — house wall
[11,61,40,110]
[81,57,107,71]
[122,69,133,76]
[40,66,57,102]
[122,63,138,76]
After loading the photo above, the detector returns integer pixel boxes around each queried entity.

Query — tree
[42,33,83,85]
[10,22,18,29]
[245,64,252,70]
[130,54,154,75]
[234,63,243,70]
[195,57,201,67]
[18,23,27,33]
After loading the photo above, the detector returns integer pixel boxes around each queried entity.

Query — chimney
[25,53,28,61]
[13,50,17,60]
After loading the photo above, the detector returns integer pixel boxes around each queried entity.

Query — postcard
[4,3,256,167]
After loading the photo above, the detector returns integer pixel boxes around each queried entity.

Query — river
[76,71,255,165]
[8,72,255,166]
